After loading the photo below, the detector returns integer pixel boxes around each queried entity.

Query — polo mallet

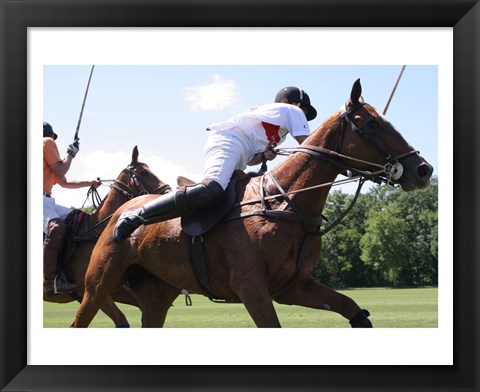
[73,65,95,145]
[383,65,406,115]
[382,65,407,182]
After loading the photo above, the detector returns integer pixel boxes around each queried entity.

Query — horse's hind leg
[274,277,372,327]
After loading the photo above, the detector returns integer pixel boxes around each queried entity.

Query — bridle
[81,162,172,237]
[278,102,419,187]
[109,162,172,202]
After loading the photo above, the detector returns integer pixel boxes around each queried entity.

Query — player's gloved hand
[67,140,79,157]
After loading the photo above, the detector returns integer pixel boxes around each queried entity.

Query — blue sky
[43,64,438,208]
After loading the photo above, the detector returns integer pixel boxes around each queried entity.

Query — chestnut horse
[71,80,433,328]
[45,146,171,327]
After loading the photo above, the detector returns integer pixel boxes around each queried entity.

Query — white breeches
[203,129,253,190]
[43,195,72,234]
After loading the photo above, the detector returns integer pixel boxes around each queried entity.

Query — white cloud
[184,74,236,111]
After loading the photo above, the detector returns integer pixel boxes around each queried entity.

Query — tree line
[312,177,438,288]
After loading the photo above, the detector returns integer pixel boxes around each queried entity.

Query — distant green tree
[314,177,438,288]
[314,190,371,288]
[360,177,438,287]
[360,203,410,286]
[392,177,438,286]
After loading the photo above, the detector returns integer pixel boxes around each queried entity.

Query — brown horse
[71,79,433,328]
[45,146,171,327]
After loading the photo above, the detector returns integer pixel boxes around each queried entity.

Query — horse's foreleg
[111,287,140,307]
[240,292,281,327]
[72,285,125,328]
[232,276,281,328]
[70,291,101,328]
[71,245,132,328]
[99,297,130,328]
[72,279,128,328]
[274,277,372,327]
[137,291,178,328]
[128,272,180,327]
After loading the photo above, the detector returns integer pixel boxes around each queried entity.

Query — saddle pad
[181,182,236,237]
[60,209,87,269]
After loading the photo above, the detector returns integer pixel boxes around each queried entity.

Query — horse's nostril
[417,163,433,178]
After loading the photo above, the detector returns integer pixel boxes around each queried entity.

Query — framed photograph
[1,1,479,391]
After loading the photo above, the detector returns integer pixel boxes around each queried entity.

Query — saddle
[59,209,95,268]
[179,171,250,237]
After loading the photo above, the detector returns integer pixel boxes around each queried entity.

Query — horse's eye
[367,120,379,129]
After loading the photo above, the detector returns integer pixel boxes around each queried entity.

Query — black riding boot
[44,219,80,298]
[113,179,224,243]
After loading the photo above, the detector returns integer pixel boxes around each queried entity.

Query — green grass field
[44,287,438,328]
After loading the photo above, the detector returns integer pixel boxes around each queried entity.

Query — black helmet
[275,87,317,121]
[43,122,58,140]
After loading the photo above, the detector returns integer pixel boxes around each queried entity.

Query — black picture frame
[1,1,479,391]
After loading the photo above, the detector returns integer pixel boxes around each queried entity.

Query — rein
[82,186,103,210]
[276,145,418,186]
[79,166,172,239]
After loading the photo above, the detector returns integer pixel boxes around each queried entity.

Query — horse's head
[336,79,433,191]
[115,146,172,198]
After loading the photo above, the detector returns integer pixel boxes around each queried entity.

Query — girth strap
[186,235,240,303]
[187,236,213,296]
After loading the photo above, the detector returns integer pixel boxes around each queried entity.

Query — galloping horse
[45,146,171,327]
[71,80,433,328]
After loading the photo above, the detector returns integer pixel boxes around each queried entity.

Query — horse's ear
[132,146,139,163]
[350,79,362,105]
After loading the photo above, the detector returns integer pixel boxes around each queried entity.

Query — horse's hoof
[349,309,372,328]
[115,323,130,328]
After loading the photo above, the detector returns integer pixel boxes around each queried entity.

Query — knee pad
[175,179,224,212]
[44,219,68,250]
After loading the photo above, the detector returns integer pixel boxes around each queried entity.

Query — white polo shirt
[207,102,310,153]
[203,103,311,189]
